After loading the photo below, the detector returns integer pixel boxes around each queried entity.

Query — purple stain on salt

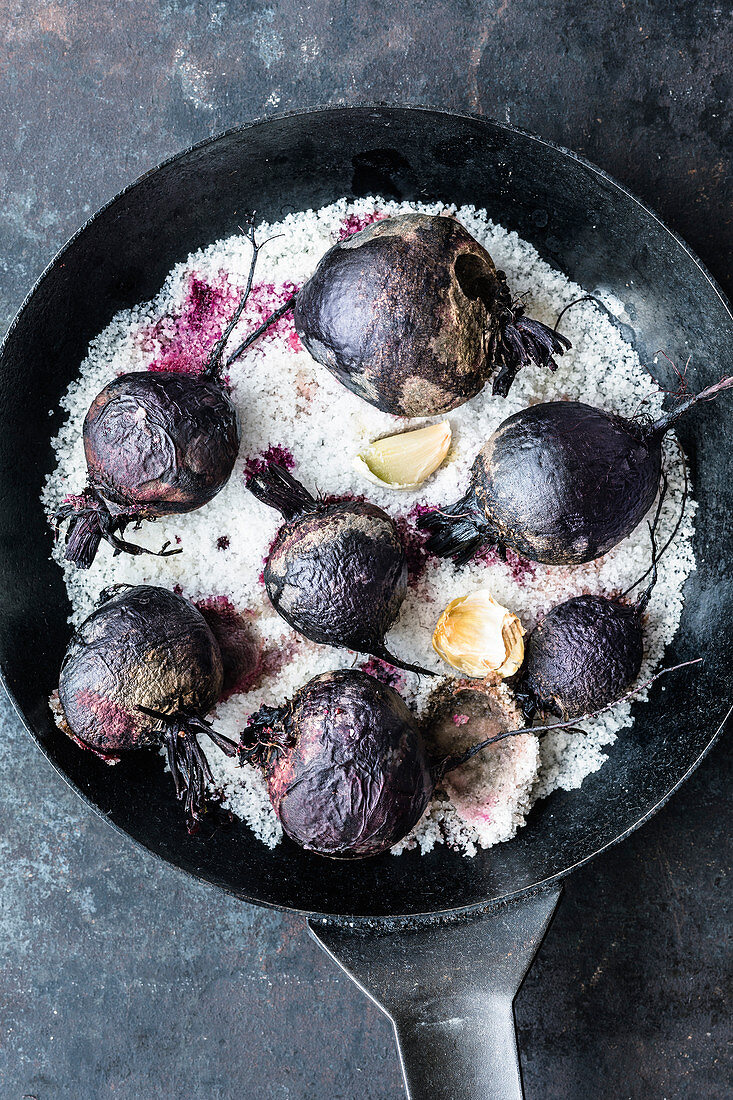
[398,504,434,585]
[140,272,302,376]
[245,444,296,481]
[196,595,299,700]
[338,211,386,240]
[245,281,301,346]
[216,535,230,551]
[144,271,240,375]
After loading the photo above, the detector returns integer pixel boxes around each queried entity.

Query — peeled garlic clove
[354,421,451,490]
[432,590,525,678]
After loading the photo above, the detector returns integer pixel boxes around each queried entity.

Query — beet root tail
[417,494,493,564]
[649,375,733,438]
[138,706,237,831]
[490,295,571,398]
[53,490,182,570]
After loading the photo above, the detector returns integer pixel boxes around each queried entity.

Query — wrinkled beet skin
[294,213,503,417]
[264,502,407,650]
[83,371,241,515]
[472,401,662,564]
[264,670,433,858]
[522,594,644,718]
[59,585,223,752]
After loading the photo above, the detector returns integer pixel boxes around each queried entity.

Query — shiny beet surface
[420,401,664,566]
[294,213,568,417]
[241,669,434,858]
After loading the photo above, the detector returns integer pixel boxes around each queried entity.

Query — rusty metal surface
[0,1,730,1097]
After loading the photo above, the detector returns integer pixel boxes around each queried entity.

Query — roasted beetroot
[241,669,434,858]
[293,212,570,416]
[53,225,284,570]
[56,584,236,826]
[247,464,432,675]
[420,380,733,565]
[240,654,700,859]
[515,490,682,720]
[519,594,646,720]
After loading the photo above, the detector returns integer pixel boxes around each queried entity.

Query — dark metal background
[0,4,730,1097]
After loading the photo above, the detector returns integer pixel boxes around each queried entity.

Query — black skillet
[1,107,730,1099]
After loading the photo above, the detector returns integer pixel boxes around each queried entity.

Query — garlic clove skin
[354,421,451,490]
[432,590,525,678]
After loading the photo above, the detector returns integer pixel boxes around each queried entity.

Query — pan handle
[308,885,561,1100]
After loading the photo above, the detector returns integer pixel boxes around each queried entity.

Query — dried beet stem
[437,657,702,778]
[202,219,260,381]
[622,447,688,600]
[138,705,237,830]
[239,703,292,770]
[418,491,494,565]
[246,462,316,520]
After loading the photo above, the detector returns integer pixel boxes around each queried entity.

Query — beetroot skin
[518,594,645,720]
[241,669,434,858]
[420,380,733,567]
[421,401,662,566]
[57,584,236,826]
[84,372,240,515]
[294,212,569,416]
[247,464,432,675]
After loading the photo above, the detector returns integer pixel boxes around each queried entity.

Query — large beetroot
[293,212,570,416]
[420,381,733,565]
[241,669,434,858]
[56,584,237,826]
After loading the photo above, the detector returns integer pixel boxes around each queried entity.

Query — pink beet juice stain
[338,211,386,240]
[195,595,298,701]
[141,272,302,375]
[144,272,240,375]
[471,544,536,584]
[244,444,296,481]
[245,281,301,350]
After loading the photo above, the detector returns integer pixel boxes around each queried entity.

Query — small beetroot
[247,463,433,675]
[515,497,676,720]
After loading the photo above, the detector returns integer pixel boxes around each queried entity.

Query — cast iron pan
[1,107,730,1099]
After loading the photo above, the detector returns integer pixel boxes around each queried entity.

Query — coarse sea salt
[43,196,697,857]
